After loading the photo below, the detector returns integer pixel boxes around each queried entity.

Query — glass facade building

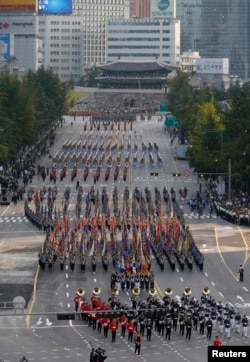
[176,0,250,80]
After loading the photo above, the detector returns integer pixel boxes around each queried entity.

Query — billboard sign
[38,0,72,14]
[0,33,11,59]
[196,58,229,75]
[151,0,176,18]
[0,0,36,11]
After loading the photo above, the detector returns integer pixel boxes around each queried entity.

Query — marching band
[71,286,248,346]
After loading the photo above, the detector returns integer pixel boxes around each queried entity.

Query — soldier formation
[73,286,248,351]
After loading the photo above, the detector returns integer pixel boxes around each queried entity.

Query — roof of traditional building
[98,59,179,72]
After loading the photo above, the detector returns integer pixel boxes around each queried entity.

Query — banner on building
[0,33,11,59]
[196,58,229,75]
[0,0,36,11]
[38,0,72,14]
[151,0,176,18]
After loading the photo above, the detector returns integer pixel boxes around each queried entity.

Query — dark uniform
[206,318,213,339]
[185,318,192,340]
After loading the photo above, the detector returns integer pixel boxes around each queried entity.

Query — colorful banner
[0,0,36,11]
[151,0,176,18]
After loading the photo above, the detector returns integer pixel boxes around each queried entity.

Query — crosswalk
[184,212,218,220]
[0,216,29,223]
[0,212,218,224]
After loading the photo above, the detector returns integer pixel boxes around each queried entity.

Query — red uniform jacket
[110,320,118,331]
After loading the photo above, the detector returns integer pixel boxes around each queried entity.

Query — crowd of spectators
[209,182,250,226]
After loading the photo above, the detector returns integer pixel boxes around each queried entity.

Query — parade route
[0,116,249,362]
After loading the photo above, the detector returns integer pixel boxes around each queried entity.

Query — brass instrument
[132,287,140,296]
[112,288,119,296]
[93,287,101,295]
[184,288,191,296]
[165,288,173,296]
[77,288,85,297]
[149,288,157,296]
[203,287,210,295]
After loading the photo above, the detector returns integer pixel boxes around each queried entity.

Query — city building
[38,14,83,82]
[180,50,200,73]
[134,0,151,18]
[72,0,130,70]
[176,0,202,52]
[199,0,250,81]
[106,18,180,65]
[0,12,42,72]
[176,0,250,81]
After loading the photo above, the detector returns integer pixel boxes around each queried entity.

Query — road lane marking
[214,228,238,281]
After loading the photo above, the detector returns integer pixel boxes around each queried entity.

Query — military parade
[70,284,249,349]
[1,114,249,362]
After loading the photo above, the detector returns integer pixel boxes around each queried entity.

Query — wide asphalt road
[0,116,249,362]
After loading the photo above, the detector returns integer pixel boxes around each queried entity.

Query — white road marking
[211,281,215,286]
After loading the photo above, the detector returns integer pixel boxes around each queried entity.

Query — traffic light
[150,172,158,176]
[173,173,181,177]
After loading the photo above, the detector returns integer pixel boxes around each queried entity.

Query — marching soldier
[172,311,178,332]
[242,315,248,337]
[110,318,118,342]
[139,314,146,336]
[70,253,76,272]
[217,313,224,335]
[192,309,199,331]
[59,254,64,271]
[134,333,142,355]
[92,255,97,273]
[127,320,135,342]
[48,254,53,271]
[146,318,153,341]
[199,313,205,335]
[120,314,128,337]
[206,317,213,340]
[165,318,172,340]
[235,312,241,334]
[185,317,192,340]
[224,317,231,339]
[80,254,85,271]
[179,315,185,336]
[103,316,110,338]
[238,264,244,281]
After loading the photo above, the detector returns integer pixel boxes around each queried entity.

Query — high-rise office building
[38,15,83,82]
[134,0,151,18]
[176,0,250,80]
[106,17,180,65]
[199,0,249,80]
[176,0,202,53]
[72,0,130,69]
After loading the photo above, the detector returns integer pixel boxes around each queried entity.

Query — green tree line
[0,67,70,163]
[167,70,250,190]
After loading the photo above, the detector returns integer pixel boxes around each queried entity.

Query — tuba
[165,288,173,296]
[93,287,101,296]
[203,287,210,295]
[112,288,119,296]
[184,288,191,296]
[77,288,85,297]
[149,288,157,296]
[132,287,140,296]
